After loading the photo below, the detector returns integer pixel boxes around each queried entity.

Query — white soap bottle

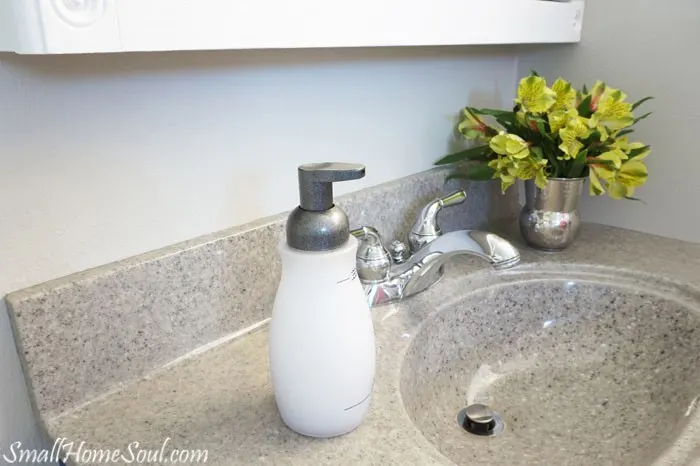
[269,162,375,438]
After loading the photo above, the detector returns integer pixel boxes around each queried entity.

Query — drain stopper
[458,404,503,437]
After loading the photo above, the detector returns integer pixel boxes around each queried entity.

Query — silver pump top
[286,162,365,251]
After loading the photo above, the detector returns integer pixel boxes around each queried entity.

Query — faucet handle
[408,190,466,253]
[350,226,391,282]
[435,190,468,209]
[389,240,410,264]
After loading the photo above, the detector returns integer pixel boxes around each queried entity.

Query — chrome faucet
[350,190,520,307]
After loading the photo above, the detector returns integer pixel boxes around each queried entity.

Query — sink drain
[458,404,504,437]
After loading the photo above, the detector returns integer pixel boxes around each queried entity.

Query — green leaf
[495,117,513,130]
[533,118,553,142]
[435,145,489,165]
[631,96,654,111]
[587,145,610,157]
[567,149,589,178]
[472,108,516,119]
[586,158,616,168]
[633,112,652,125]
[616,129,635,138]
[577,94,594,118]
[445,164,496,181]
[582,130,601,145]
[531,146,544,160]
[547,152,562,177]
[628,145,651,159]
[530,70,540,77]
[624,196,646,203]
[582,84,589,94]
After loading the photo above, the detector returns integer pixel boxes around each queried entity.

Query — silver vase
[519,177,585,251]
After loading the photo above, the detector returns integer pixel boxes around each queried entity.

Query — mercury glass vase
[519,177,586,251]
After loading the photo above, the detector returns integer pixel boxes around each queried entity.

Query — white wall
[0,47,517,452]
[517,0,700,243]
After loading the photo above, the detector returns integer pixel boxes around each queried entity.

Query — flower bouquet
[435,72,652,199]
[436,73,653,250]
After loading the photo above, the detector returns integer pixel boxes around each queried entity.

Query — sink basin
[400,279,700,466]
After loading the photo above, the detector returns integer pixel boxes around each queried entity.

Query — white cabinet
[0,0,584,55]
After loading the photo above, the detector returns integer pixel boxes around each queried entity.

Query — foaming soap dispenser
[270,162,375,438]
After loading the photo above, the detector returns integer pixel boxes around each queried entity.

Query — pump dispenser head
[286,162,365,251]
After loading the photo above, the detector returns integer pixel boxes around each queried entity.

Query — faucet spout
[410,230,520,269]
[394,230,520,299]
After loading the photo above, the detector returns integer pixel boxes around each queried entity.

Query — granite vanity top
[43,224,700,466]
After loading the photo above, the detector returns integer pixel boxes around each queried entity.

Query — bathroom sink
[400,279,700,466]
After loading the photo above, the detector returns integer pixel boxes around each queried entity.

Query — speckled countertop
[48,223,700,466]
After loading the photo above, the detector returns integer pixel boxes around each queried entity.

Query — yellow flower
[489,133,530,159]
[565,111,590,135]
[558,114,590,159]
[619,160,649,187]
[515,76,556,113]
[613,138,651,160]
[514,157,549,189]
[608,160,649,199]
[588,81,607,111]
[551,78,576,111]
[588,159,648,199]
[488,156,517,193]
[487,150,548,193]
[589,163,615,196]
[594,148,628,169]
[589,84,634,132]
[546,78,577,136]
[550,108,588,135]
[457,108,497,142]
[558,136,584,160]
[548,110,568,134]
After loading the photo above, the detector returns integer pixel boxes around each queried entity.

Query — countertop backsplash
[4,168,517,423]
